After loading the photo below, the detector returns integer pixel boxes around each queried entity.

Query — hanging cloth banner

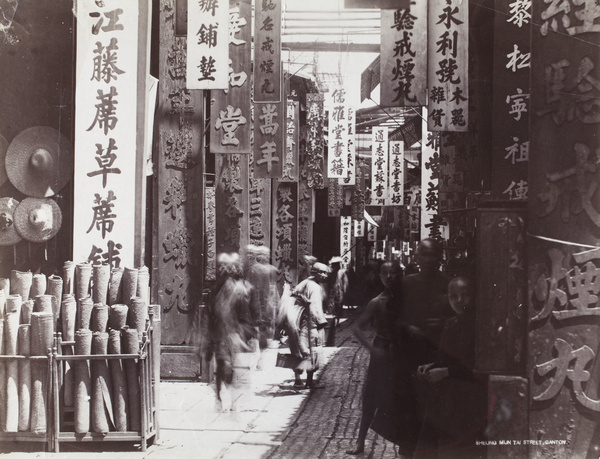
[421,107,447,240]
[380,2,428,107]
[342,106,356,186]
[427,0,468,131]
[370,126,389,206]
[491,0,531,200]
[387,140,404,206]
[272,181,298,291]
[210,0,252,154]
[73,0,143,267]
[327,88,349,179]
[186,0,229,89]
[253,0,282,102]
[340,216,352,267]
[281,99,299,182]
[306,93,325,189]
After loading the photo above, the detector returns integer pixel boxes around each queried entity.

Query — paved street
[1,314,404,459]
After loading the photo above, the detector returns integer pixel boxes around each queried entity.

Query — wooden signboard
[272,181,298,291]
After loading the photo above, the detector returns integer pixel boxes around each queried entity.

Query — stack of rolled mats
[0,262,151,436]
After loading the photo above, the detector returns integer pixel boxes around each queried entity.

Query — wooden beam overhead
[281,41,379,53]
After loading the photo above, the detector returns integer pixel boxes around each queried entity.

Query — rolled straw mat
[21,300,33,325]
[18,324,31,431]
[91,332,113,434]
[74,329,92,434]
[10,270,31,303]
[136,266,149,303]
[30,273,46,300]
[108,329,128,431]
[108,304,128,331]
[91,304,109,333]
[108,267,124,306]
[46,274,63,327]
[128,297,147,341]
[92,264,110,305]
[30,311,53,433]
[75,263,92,304]
[121,267,138,305]
[6,294,22,315]
[0,278,9,295]
[62,261,76,295]
[77,296,93,330]
[123,328,140,431]
[61,294,77,341]
[5,310,20,432]
[33,294,52,314]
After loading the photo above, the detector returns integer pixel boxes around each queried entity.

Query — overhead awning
[364,209,379,227]
[360,55,380,102]
[389,114,422,148]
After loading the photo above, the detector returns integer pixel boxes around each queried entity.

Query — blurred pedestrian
[210,253,255,412]
[325,256,348,346]
[298,254,317,282]
[290,262,330,388]
[347,260,403,455]
[246,245,279,370]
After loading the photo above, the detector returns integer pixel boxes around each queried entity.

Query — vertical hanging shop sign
[210,0,251,154]
[298,169,314,267]
[343,106,356,185]
[253,100,284,178]
[354,219,365,238]
[371,126,389,206]
[340,216,352,267]
[380,1,428,107]
[281,99,299,182]
[528,2,600,455]
[186,0,229,89]
[327,178,343,217]
[205,186,216,281]
[215,153,249,253]
[491,0,531,201]
[388,140,404,205]
[367,224,377,242]
[351,158,366,221]
[272,181,298,290]
[254,0,281,102]
[427,0,468,132]
[248,150,272,247]
[327,88,349,179]
[306,93,325,189]
[421,107,447,240]
[74,0,140,267]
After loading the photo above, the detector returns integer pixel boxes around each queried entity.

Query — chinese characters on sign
[186,0,229,89]
[327,88,349,179]
[354,219,365,238]
[340,216,352,268]
[421,108,447,240]
[532,247,600,412]
[281,99,299,182]
[328,178,343,217]
[249,146,272,246]
[371,126,389,206]
[210,0,251,154]
[387,140,404,205]
[272,181,298,290]
[253,0,281,102]
[297,171,314,267]
[492,0,531,200]
[205,186,216,281]
[380,2,427,106]
[306,93,325,189]
[254,101,283,178]
[343,106,356,185]
[74,0,139,267]
[428,0,468,131]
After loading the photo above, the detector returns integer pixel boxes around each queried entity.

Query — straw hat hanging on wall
[5,126,73,197]
[0,197,22,246]
[14,198,62,243]
[0,134,8,187]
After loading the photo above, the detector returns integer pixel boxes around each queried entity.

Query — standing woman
[347,260,403,455]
